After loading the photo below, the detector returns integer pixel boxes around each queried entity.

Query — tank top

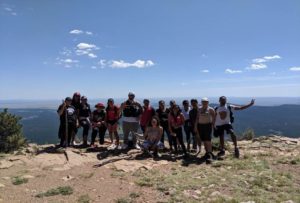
[146,127,162,142]
[198,106,213,124]
[107,106,119,121]
[169,113,184,128]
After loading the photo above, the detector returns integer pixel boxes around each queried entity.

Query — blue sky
[0,0,300,100]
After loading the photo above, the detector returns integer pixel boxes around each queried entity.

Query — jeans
[122,121,139,145]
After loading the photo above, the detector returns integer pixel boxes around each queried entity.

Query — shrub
[0,109,26,152]
[36,186,73,198]
[241,128,255,140]
[12,176,28,185]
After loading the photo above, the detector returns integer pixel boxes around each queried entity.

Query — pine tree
[0,109,26,152]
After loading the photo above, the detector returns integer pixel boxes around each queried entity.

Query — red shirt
[140,106,155,127]
[106,105,119,121]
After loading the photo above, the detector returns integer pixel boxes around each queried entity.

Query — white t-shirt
[182,107,191,121]
[215,104,236,126]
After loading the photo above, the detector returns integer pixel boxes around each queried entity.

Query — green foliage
[77,194,91,203]
[115,198,132,203]
[12,176,28,185]
[241,128,255,140]
[0,109,26,152]
[35,186,73,198]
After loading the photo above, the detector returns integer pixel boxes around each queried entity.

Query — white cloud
[289,67,300,71]
[75,49,89,56]
[248,63,267,70]
[88,53,97,58]
[70,29,83,34]
[252,55,281,63]
[4,7,12,11]
[225,68,242,74]
[109,60,155,69]
[201,69,209,73]
[98,59,106,68]
[91,66,97,69]
[62,58,79,63]
[70,29,93,36]
[3,6,17,16]
[76,43,98,50]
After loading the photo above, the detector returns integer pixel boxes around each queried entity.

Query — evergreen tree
[0,109,26,152]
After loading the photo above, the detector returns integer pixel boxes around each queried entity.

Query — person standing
[214,96,255,158]
[71,92,81,145]
[189,99,201,152]
[168,105,188,157]
[195,97,215,163]
[105,98,121,149]
[140,99,156,133]
[79,96,92,147]
[57,97,78,147]
[156,100,172,150]
[120,92,143,150]
[91,103,107,147]
[182,100,192,151]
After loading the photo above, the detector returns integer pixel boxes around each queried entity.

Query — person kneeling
[142,116,163,158]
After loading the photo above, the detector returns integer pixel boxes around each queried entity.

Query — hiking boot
[234,148,240,158]
[217,150,225,157]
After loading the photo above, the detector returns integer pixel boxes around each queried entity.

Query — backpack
[215,105,234,123]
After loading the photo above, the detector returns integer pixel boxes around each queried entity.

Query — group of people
[57,92,255,161]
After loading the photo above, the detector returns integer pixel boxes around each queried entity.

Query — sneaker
[234,148,240,158]
[217,150,225,157]
[153,152,161,158]
[121,143,128,150]
[108,144,116,150]
[205,152,213,164]
[135,144,141,150]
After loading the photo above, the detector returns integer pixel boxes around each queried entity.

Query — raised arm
[57,104,66,116]
[232,99,255,111]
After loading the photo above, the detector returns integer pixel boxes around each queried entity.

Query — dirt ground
[0,135,299,203]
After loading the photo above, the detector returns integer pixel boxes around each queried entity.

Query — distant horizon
[1,96,299,109]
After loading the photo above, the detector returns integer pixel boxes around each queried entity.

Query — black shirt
[79,103,91,117]
[189,108,198,127]
[57,104,77,124]
[92,110,106,123]
[156,108,170,128]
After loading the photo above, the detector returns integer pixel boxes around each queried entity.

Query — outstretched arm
[233,99,255,110]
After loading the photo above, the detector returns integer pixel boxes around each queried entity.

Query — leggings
[91,126,107,145]
[59,123,76,147]
[160,125,173,149]
[171,127,187,154]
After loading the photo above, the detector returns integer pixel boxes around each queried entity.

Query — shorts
[197,123,212,141]
[107,120,118,133]
[107,120,118,125]
[214,124,234,137]
[142,140,164,149]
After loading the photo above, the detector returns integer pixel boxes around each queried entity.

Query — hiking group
[57,92,255,163]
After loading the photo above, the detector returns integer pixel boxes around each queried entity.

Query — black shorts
[107,120,118,125]
[197,123,212,141]
[214,124,234,137]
